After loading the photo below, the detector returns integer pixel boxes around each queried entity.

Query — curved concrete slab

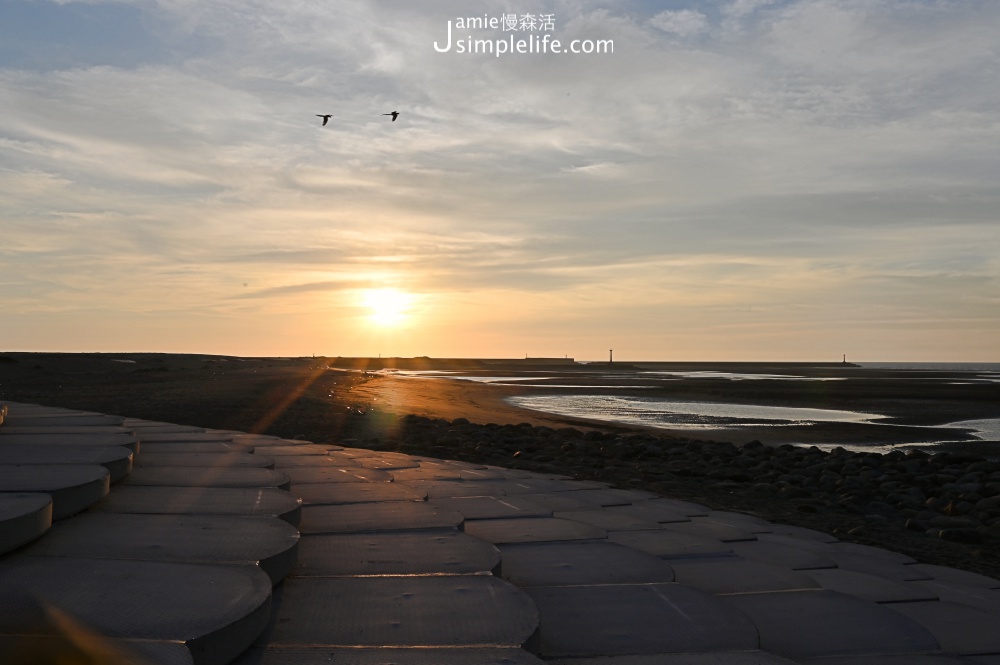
[724,590,940,658]
[0,493,52,555]
[887,600,1000,654]
[609,529,734,559]
[390,466,464,481]
[263,576,538,647]
[669,556,821,595]
[553,510,664,532]
[602,503,692,524]
[498,540,675,587]
[2,414,125,427]
[431,496,552,520]
[137,452,274,469]
[237,647,544,664]
[458,468,513,480]
[292,482,425,505]
[25,513,300,584]
[294,531,500,576]
[911,564,1000,589]
[94,486,302,525]
[827,541,917,564]
[635,497,711,516]
[0,464,109,519]
[140,442,255,454]
[793,655,970,665]
[271,456,349,468]
[138,432,235,443]
[526,583,759,658]
[0,444,133,482]
[124,420,206,432]
[817,550,931,581]
[300,502,464,534]
[0,433,140,453]
[357,458,421,471]
[0,425,132,436]
[518,491,629,511]
[403,480,508,498]
[0,557,271,665]
[464,517,606,544]
[660,519,759,542]
[327,449,381,459]
[729,540,836,570]
[804,568,939,603]
[122,466,290,490]
[545,654,799,665]
[911,578,1000,613]
[498,479,613,495]
[281,466,393,484]
[254,445,336,456]
[767,523,840,542]
[706,510,775,529]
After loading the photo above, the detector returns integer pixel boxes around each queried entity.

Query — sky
[1,0,998,361]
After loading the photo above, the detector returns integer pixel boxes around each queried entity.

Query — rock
[939,528,983,544]
[930,515,980,529]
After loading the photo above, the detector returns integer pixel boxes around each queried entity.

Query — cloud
[649,10,709,37]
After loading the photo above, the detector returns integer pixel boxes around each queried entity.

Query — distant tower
[609,349,613,364]
[842,354,846,364]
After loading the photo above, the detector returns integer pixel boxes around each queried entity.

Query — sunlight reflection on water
[506,394,883,429]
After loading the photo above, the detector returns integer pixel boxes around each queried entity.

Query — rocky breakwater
[349,413,1000,552]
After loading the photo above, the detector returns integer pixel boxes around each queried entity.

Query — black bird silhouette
[316,114,332,126]
[383,111,399,122]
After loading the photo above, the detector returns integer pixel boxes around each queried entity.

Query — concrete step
[294,531,501,577]
[0,444,133,482]
[140,441,256,454]
[2,414,126,427]
[24,513,299,585]
[0,425,133,436]
[0,493,52,555]
[0,556,271,665]
[122,466,291,490]
[137,432,236,443]
[257,576,538,648]
[234,647,545,664]
[0,464,109,519]
[0,432,140,454]
[136,452,275,469]
[94,486,302,525]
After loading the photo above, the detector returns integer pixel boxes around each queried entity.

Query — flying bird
[316,114,332,126]
[383,111,399,122]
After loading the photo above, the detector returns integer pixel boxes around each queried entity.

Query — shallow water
[639,371,845,381]
[939,417,1000,441]
[505,395,884,430]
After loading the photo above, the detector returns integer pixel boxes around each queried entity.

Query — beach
[2,352,999,579]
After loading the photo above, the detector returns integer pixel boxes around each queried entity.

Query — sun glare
[361,288,414,326]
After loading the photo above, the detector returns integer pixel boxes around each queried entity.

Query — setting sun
[361,288,414,326]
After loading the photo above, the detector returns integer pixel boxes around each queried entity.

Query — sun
[361,288,414,326]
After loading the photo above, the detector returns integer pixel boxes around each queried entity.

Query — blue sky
[1,0,998,360]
